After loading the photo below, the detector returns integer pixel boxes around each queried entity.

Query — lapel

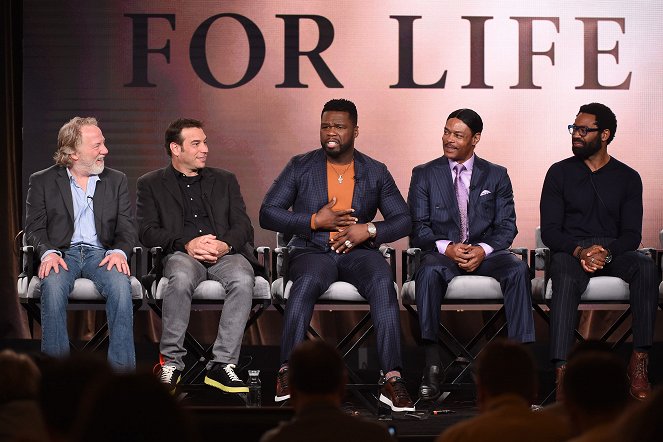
[93,173,106,233]
[350,150,365,212]
[56,167,75,221]
[468,155,486,221]
[433,157,461,229]
[161,166,184,210]
[312,149,330,210]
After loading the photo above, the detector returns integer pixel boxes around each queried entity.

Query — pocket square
[480,190,492,196]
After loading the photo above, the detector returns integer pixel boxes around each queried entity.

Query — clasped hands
[445,243,485,273]
[185,234,231,263]
[578,245,609,273]
[314,197,369,254]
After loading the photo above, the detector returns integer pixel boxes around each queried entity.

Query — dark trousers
[280,248,402,372]
[549,250,659,361]
[414,251,535,343]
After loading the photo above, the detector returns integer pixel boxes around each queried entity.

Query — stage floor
[178,384,479,442]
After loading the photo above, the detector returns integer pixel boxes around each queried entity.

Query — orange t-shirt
[310,161,355,240]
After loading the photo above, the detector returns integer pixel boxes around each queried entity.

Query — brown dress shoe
[555,364,566,403]
[379,376,415,412]
[627,351,651,400]
[274,366,290,402]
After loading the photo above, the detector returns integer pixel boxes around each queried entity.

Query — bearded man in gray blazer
[407,108,535,401]
[25,117,136,371]
[137,118,260,394]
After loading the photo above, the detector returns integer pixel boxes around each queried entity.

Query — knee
[101,266,130,290]
[550,252,575,268]
[167,269,198,291]
[291,273,328,295]
[40,275,72,306]
[512,258,529,276]
[415,263,448,290]
[233,270,255,290]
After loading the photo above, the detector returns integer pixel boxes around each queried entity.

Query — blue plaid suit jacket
[407,155,518,252]
[260,148,411,249]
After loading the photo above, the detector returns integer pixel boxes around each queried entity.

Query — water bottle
[247,369,262,407]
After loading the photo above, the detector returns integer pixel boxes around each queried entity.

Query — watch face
[367,223,376,237]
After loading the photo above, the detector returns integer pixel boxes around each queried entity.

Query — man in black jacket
[137,118,259,393]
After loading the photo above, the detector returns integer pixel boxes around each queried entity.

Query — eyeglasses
[568,125,601,136]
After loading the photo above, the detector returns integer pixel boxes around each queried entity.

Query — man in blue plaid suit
[260,99,414,412]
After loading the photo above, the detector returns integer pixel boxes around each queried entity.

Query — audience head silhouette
[476,339,537,407]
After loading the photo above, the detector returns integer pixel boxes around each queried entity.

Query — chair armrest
[379,245,397,281]
[271,246,290,287]
[255,246,271,282]
[534,247,551,290]
[20,245,35,280]
[148,247,164,280]
[140,247,163,299]
[510,247,528,262]
[401,247,421,282]
[637,247,656,261]
[132,247,143,280]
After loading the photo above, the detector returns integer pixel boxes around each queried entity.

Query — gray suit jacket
[407,155,517,253]
[136,166,262,272]
[24,165,136,259]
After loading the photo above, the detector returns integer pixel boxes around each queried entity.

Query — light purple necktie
[454,164,469,243]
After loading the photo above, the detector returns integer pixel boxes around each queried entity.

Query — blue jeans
[40,245,135,371]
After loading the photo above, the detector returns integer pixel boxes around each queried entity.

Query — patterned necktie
[454,164,469,243]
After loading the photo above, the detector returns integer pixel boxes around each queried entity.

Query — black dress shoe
[419,364,445,400]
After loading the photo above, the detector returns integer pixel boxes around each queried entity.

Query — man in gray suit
[407,108,535,400]
[137,118,259,394]
[24,117,136,371]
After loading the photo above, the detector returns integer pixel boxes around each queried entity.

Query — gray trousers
[160,251,254,370]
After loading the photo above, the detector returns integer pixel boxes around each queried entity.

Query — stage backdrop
[23,0,663,254]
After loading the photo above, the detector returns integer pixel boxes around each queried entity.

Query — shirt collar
[449,154,476,173]
[171,164,202,182]
[66,168,100,185]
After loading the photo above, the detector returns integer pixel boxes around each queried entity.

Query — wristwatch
[366,222,377,239]
[604,249,612,264]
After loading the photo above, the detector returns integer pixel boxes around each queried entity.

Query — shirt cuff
[435,240,452,254]
[105,249,127,260]
[477,242,494,257]
[41,250,62,261]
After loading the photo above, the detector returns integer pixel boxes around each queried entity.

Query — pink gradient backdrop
[23,0,663,252]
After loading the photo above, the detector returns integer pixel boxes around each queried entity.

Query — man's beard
[572,137,601,160]
[323,141,352,158]
[80,157,105,175]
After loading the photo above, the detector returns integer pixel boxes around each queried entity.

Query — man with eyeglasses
[540,102,658,401]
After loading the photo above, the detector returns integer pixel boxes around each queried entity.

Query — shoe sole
[204,376,249,393]
[274,393,290,402]
[379,393,415,412]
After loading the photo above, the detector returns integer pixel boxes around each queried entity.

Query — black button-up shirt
[171,166,215,251]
